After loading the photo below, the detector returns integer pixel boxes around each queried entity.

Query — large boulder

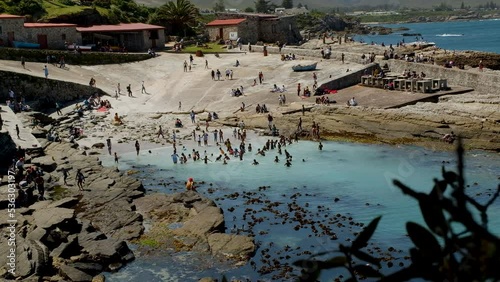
[207,233,255,259]
[59,264,93,282]
[33,207,75,229]
[173,206,224,238]
[31,155,57,172]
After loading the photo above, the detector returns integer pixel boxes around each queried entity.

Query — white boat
[406,41,436,48]
[67,44,92,51]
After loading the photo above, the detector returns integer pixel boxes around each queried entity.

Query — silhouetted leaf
[406,222,441,262]
[430,180,448,200]
[293,259,317,268]
[319,256,348,269]
[352,249,381,267]
[221,275,228,282]
[419,197,448,237]
[442,169,458,184]
[354,264,382,277]
[352,216,382,250]
[299,268,320,282]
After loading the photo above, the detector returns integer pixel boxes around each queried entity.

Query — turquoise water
[354,19,500,53]
[100,131,500,281]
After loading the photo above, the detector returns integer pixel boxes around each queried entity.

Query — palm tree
[150,0,200,37]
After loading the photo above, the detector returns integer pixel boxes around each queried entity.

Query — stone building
[76,23,166,51]
[206,13,302,45]
[0,13,165,51]
[0,14,25,47]
[24,23,80,49]
[0,14,80,49]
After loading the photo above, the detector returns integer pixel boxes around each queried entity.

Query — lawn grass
[42,1,86,18]
[180,42,228,54]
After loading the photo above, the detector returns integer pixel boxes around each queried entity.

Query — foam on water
[101,133,500,281]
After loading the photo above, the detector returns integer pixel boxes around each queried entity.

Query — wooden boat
[13,41,40,49]
[292,62,317,72]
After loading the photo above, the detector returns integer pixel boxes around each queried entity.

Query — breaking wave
[436,33,464,37]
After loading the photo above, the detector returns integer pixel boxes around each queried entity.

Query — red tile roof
[0,14,24,19]
[76,23,165,32]
[206,19,246,26]
[24,23,77,28]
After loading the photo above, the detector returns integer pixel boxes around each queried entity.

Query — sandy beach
[2,40,499,153]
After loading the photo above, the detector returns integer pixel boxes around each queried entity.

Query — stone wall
[384,59,500,94]
[318,63,379,92]
[241,44,372,65]
[0,18,25,46]
[0,47,151,65]
[207,25,238,42]
[0,132,17,169]
[212,13,302,44]
[144,29,166,50]
[237,20,259,44]
[0,70,107,110]
[24,26,81,49]
[260,16,302,44]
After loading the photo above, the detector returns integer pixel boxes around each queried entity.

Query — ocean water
[354,19,500,53]
[100,131,500,281]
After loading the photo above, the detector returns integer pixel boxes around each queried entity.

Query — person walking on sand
[183,60,188,72]
[157,125,164,138]
[76,169,85,192]
[141,81,147,94]
[135,140,140,156]
[297,83,301,96]
[21,56,25,69]
[55,101,62,115]
[117,83,121,95]
[127,84,132,97]
[114,152,119,164]
[16,124,20,139]
[178,101,182,110]
[341,53,345,64]
[43,65,49,79]
[205,59,209,69]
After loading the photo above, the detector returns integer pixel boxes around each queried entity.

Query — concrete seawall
[0,70,107,110]
[240,45,367,65]
[319,63,379,91]
[382,59,500,94]
[241,44,500,94]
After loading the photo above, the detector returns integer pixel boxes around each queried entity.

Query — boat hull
[292,63,317,72]
[13,41,40,49]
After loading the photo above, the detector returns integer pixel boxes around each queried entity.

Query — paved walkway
[0,104,41,152]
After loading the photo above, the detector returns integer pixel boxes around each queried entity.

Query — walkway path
[0,104,41,153]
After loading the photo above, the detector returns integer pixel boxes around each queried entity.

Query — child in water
[186,178,195,191]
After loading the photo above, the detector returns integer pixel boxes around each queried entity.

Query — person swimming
[319,142,323,150]
[274,156,279,163]
[284,160,292,167]
[186,177,195,191]
[252,159,259,165]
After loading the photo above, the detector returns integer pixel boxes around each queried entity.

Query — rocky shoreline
[0,108,255,282]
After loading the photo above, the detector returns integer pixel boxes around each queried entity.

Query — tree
[254,0,271,13]
[244,7,255,12]
[213,0,225,12]
[281,0,293,9]
[149,0,200,37]
[294,142,500,281]
[297,2,302,8]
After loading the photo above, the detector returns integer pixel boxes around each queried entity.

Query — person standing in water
[135,140,140,156]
